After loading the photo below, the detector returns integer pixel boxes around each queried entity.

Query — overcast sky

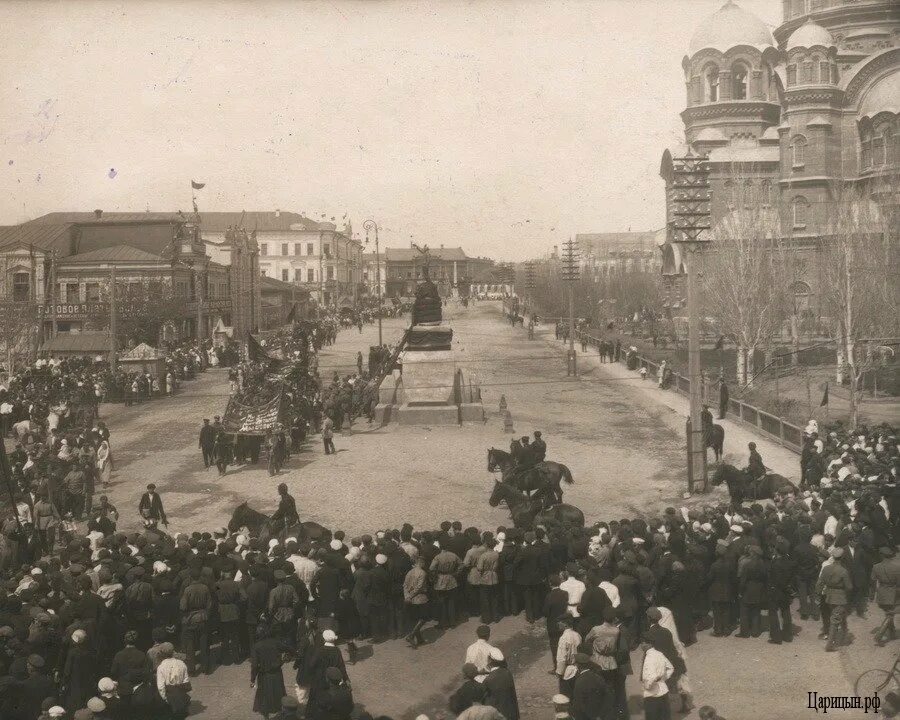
[0,0,779,260]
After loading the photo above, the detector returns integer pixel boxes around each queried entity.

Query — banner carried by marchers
[221,387,287,435]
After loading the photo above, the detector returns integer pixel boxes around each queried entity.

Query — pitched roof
[197,212,324,233]
[25,212,187,225]
[383,247,468,262]
[0,223,74,253]
[63,244,165,264]
[260,275,310,295]
[40,332,110,354]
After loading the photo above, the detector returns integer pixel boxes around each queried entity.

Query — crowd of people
[4,302,899,720]
[0,414,895,720]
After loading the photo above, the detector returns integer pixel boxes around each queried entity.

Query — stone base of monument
[377,323,485,427]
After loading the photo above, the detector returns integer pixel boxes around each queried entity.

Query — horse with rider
[488,430,574,509]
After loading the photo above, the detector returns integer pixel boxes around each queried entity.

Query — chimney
[94,209,103,219]
[275,209,280,218]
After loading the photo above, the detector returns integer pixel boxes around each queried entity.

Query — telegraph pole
[195,267,204,342]
[49,249,58,339]
[108,265,117,372]
[672,149,712,493]
[364,220,383,346]
[524,261,536,340]
[561,239,580,376]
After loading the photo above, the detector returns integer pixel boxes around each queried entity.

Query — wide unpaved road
[98,301,870,720]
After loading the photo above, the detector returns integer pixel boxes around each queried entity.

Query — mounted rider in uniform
[270,482,299,534]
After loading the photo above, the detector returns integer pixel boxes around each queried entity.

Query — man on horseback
[746,442,766,482]
[270,483,299,534]
[532,431,546,463]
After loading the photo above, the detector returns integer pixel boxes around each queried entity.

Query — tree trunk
[736,344,746,387]
[791,313,800,366]
[835,321,845,385]
[746,346,756,388]
[849,367,860,430]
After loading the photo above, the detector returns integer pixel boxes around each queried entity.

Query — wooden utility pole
[49,249,58,339]
[672,149,712,494]
[108,265,117,372]
[561,239,580,375]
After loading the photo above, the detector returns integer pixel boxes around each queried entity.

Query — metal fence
[574,330,803,454]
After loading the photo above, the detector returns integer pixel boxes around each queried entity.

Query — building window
[791,135,807,168]
[732,64,748,100]
[872,133,885,166]
[705,66,719,102]
[281,269,289,282]
[792,196,809,227]
[327,266,334,281]
[281,244,288,256]
[12,272,30,301]
[801,62,813,84]
[323,243,331,258]
[760,179,772,207]
[787,64,797,85]
[819,61,830,83]
[65,282,79,302]
[307,268,314,282]
[294,268,302,282]
[260,243,268,256]
[294,243,301,256]
[861,130,872,169]
[307,243,314,256]
[884,127,896,165]
[85,282,101,302]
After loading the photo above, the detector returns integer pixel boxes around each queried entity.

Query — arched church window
[884,126,895,165]
[792,0,806,18]
[787,64,797,85]
[819,61,830,83]
[760,179,772,206]
[792,196,810,227]
[860,127,872,169]
[705,66,719,102]
[732,64,749,100]
[791,135,807,168]
[801,62,814,84]
[873,132,885,166]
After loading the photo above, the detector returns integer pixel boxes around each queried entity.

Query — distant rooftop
[384,247,469,262]
[63,244,166,264]
[0,223,74,253]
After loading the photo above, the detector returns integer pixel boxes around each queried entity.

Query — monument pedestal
[377,323,484,427]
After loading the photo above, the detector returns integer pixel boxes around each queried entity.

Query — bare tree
[818,181,900,428]
[700,174,793,386]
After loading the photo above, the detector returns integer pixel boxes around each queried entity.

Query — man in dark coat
[449,663,486,714]
[270,483,299,533]
[137,484,167,526]
[532,432,547,463]
[307,630,348,718]
[767,539,796,644]
[514,532,548,623]
[250,625,287,717]
[737,546,766,638]
[110,631,153,687]
[570,653,612,720]
[543,574,569,668]
[319,666,354,720]
[199,419,216,469]
[22,653,56,720]
[483,651,520,720]
[708,545,734,636]
[180,568,212,675]
[746,443,765,481]
[718,377,729,419]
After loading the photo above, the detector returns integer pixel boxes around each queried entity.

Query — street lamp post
[364,220,383,346]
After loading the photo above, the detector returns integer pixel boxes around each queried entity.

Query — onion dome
[787,21,834,51]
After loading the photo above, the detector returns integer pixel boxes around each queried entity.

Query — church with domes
[659,0,899,308]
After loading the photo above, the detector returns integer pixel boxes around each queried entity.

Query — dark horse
[229,502,328,544]
[488,479,584,530]
[704,423,725,462]
[710,464,798,506]
[488,447,574,505]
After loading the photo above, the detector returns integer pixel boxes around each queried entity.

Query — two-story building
[384,246,499,298]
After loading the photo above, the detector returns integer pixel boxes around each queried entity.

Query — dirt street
[95,301,878,720]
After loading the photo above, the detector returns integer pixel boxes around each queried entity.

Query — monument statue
[411,244,442,325]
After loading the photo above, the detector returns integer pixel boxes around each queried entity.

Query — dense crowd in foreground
[0,409,896,720]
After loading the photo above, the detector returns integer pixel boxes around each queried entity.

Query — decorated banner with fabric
[222,388,287,435]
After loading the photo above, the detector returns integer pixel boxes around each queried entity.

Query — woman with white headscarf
[657,606,694,713]
[96,439,112,487]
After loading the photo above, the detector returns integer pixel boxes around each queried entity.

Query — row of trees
[700,176,899,427]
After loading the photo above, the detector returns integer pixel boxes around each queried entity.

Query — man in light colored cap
[552,693,571,720]
[87,697,106,713]
[48,707,66,718]
[816,546,852,651]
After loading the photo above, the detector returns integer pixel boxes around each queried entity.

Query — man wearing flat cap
[816,547,852,651]
[570,652,612,720]
[23,653,55,720]
[268,568,299,652]
[138,483,167,526]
